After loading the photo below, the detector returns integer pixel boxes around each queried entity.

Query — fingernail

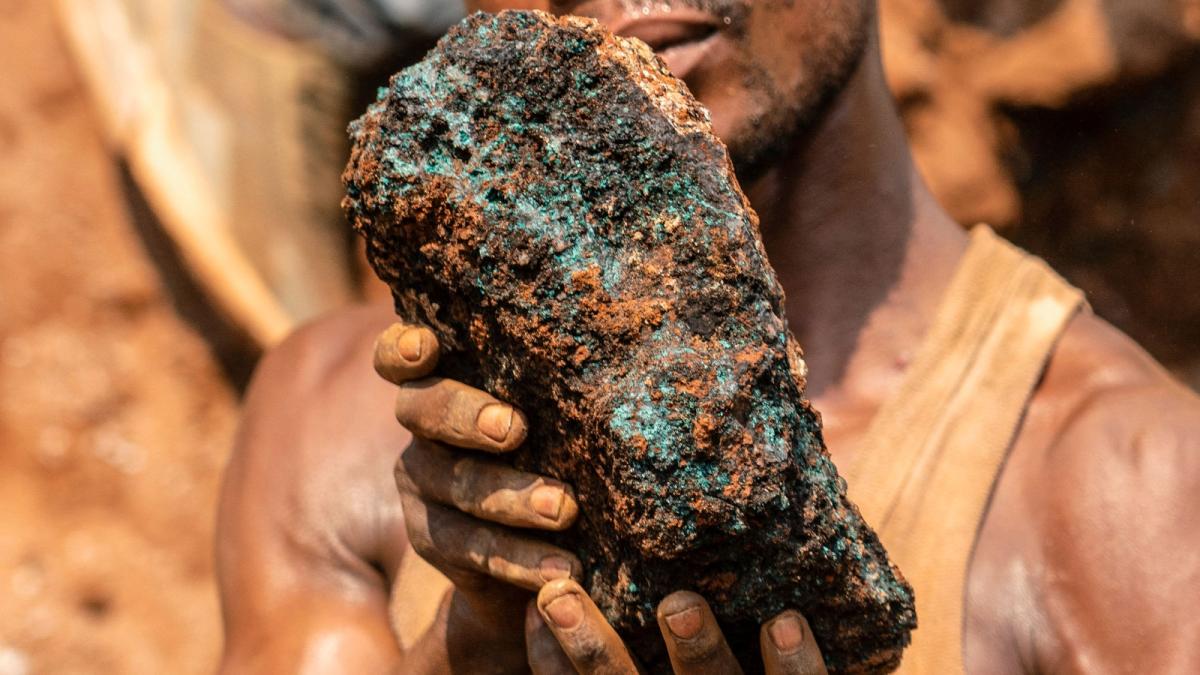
[539,556,573,583]
[544,593,583,630]
[769,614,806,654]
[398,330,423,362]
[530,484,564,520]
[477,403,513,442]
[665,607,703,640]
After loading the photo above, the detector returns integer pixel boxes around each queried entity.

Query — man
[216,0,1200,672]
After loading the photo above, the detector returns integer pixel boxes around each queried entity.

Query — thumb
[760,611,828,675]
[526,599,575,675]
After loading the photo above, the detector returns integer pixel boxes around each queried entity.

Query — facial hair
[612,1,871,183]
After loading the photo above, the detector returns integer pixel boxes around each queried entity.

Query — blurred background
[1,0,1198,672]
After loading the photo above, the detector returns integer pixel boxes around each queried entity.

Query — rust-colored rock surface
[344,10,914,672]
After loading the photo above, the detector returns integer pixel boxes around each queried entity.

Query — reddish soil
[0,2,235,672]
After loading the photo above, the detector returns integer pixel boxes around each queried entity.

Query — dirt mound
[0,2,236,672]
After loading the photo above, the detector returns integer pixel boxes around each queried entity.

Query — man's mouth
[610,9,723,79]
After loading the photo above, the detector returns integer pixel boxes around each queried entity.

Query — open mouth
[619,18,719,53]
[612,11,723,79]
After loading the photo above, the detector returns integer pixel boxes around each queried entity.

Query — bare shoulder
[226,303,408,517]
[221,301,407,569]
[217,303,410,669]
[986,311,1200,671]
[1030,310,1200,494]
[244,302,399,408]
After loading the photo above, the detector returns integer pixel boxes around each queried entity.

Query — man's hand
[374,322,583,644]
[525,579,829,675]
[378,321,829,675]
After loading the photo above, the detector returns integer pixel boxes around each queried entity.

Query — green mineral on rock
[343,9,915,673]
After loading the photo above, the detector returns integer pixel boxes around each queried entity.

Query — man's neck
[747,34,967,432]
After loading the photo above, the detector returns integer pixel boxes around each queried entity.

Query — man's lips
[610,10,723,79]
[614,16,718,52]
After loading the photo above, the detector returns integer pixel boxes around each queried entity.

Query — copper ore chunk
[343,10,915,673]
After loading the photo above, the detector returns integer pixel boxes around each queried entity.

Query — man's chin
[722,102,809,187]
[721,46,871,185]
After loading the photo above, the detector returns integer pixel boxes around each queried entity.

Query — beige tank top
[842,225,1086,673]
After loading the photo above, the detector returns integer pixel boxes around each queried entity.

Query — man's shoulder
[220,301,408,573]
[1032,324,1199,537]
[1033,310,1200,470]
[978,311,1200,667]
[248,302,397,403]
[993,308,1200,550]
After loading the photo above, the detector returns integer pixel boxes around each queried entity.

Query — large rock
[343,10,915,672]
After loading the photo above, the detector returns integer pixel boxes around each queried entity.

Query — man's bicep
[217,580,400,675]
[216,429,401,673]
[1038,385,1200,672]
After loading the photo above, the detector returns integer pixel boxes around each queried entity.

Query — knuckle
[393,457,417,495]
[408,531,435,559]
[394,379,445,420]
[526,632,561,665]
[398,494,436,557]
[483,531,540,587]
[393,387,420,425]
[402,515,434,557]
[449,456,481,508]
[449,569,491,593]
[395,440,436,492]
[568,635,610,668]
[452,392,488,436]
[465,525,497,570]
[676,638,723,664]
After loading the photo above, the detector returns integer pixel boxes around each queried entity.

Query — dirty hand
[525,579,829,675]
[374,322,582,648]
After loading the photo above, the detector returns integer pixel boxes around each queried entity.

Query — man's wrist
[451,589,530,670]
[404,587,529,674]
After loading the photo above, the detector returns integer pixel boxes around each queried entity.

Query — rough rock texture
[343,10,915,672]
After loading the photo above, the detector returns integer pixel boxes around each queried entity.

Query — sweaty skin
[217,0,1200,672]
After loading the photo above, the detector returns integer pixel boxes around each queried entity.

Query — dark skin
[217,0,1200,672]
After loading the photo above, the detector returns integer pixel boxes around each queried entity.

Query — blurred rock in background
[1,0,1199,673]
[882,0,1200,384]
